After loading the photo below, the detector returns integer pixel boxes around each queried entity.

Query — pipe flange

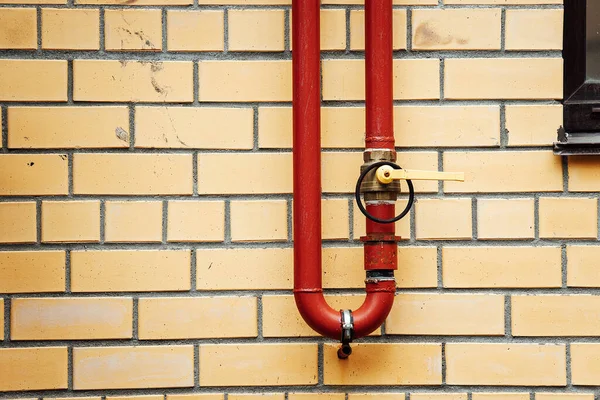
[340,309,354,344]
[365,276,396,284]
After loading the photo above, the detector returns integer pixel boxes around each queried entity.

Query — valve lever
[376,165,464,185]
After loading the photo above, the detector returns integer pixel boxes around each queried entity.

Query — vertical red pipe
[292,0,397,341]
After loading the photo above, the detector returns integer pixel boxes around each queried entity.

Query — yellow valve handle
[376,165,465,185]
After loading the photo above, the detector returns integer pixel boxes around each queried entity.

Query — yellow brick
[412,8,500,50]
[353,199,411,240]
[415,198,473,240]
[0,60,67,101]
[198,153,292,194]
[506,104,563,147]
[139,296,257,339]
[472,395,529,400]
[443,151,563,193]
[199,61,291,102]
[11,297,132,340]
[73,346,194,389]
[322,198,349,240]
[0,0,64,3]
[167,201,224,242]
[412,395,467,400]
[48,398,102,400]
[289,395,344,400]
[74,60,193,102]
[0,202,36,244]
[0,251,65,293]
[323,59,439,100]
[567,245,600,287]
[445,58,563,99]
[168,395,224,400]
[107,396,162,400]
[540,198,597,239]
[0,299,3,340]
[8,106,129,149]
[536,395,594,400]
[42,9,100,50]
[0,8,36,49]
[105,9,162,51]
[197,248,291,290]
[105,201,162,243]
[73,154,193,195]
[396,106,500,147]
[231,200,287,242]
[71,250,190,292]
[77,0,191,3]
[324,343,442,385]
[229,10,284,51]
[397,246,438,288]
[42,201,101,243]
[350,9,406,50]
[230,395,284,400]
[512,295,600,336]
[446,343,566,386]
[569,344,600,385]
[443,246,562,288]
[506,9,563,50]
[0,347,67,391]
[200,344,317,386]
[386,294,505,335]
[262,294,381,337]
[135,106,253,149]
[0,154,68,195]
[348,395,405,400]
[569,157,600,192]
[167,10,224,51]
[477,198,534,240]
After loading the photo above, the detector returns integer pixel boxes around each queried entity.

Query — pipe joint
[338,309,354,359]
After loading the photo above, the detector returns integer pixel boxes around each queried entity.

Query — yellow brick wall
[2,0,598,398]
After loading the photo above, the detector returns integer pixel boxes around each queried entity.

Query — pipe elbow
[294,291,341,340]
[352,281,396,338]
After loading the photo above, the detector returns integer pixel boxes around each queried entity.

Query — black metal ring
[354,161,415,224]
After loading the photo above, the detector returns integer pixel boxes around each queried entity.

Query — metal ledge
[553,131,600,156]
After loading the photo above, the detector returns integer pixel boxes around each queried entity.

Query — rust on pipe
[292,0,397,343]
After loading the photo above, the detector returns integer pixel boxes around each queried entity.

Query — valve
[355,160,464,224]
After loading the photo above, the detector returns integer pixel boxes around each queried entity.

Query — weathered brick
[412,8,501,50]
[228,10,284,51]
[443,151,563,193]
[386,294,505,335]
[0,8,37,49]
[324,344,442,385]
[446,343,566,386]
[443,246,562,288]
[138,296,257,339]
[73,346,194,389]
[477,198,534,240]
[506,104,563,147]
[167,10,224,51]
[105,201,163,243]
[11,297,132,340]
[0,202,36,244]
[42,9,100,50]
[135,106,253,149]
[0,60,67,101]
[0,154,68,195]
[505,9,563,50]
[104,9,162,51]
[445,58,563,99]
[0,251,65,294]
[567,246,600,287]
[42,201,101,243]
[539,197,598,239]
[199,344,318,386]
[8,106,129,149]
[0,347,68,391]
[71,250,190,292]
[512,295,600,336]
[73,154,193,195]
[74,60,193,102]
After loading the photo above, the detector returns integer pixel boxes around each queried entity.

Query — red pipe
[292,0,397,343]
